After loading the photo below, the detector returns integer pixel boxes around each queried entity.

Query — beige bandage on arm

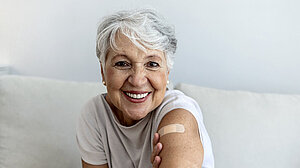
[158,124,185,137]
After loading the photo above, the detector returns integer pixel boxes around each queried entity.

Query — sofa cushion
[175,83,300,168]
[0,75,106,168]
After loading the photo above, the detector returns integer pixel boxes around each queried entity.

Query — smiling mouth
[123,91,151,99]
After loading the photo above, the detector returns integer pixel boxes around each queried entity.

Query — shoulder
[153,90,203,125]
[78,94,109,129]
[156,89,203,129]
[160,90,200,112]
[80,94,106,117]
[151,90,204,139]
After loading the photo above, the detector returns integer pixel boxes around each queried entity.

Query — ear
[100,62,105,82]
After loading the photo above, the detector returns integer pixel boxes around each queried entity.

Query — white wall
[1,0,299,94]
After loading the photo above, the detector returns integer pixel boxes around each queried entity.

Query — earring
[102,81,106,86]
[167,80,170,85]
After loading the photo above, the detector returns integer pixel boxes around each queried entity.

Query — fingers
[151,142,163,163]
[153,133,160,147]
[151,133,159,163]
[151,133,162,165]
[152,156,161,168]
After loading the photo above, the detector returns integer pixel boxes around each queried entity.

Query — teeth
[125,92,149,99]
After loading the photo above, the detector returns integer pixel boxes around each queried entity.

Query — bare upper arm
[81,159,108,168]
[157,108,204,168]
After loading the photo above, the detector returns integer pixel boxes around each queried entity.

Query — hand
[151,133,163,168]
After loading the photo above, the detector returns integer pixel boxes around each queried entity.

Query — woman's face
[102,33,169,126]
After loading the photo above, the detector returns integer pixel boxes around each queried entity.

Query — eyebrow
[146,55,163,61]
[111,54,128,60]
[112,54,163,60]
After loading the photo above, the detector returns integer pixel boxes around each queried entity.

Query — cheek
[150,71,168,109]
[150,71,168,90]
[105,68,128,89]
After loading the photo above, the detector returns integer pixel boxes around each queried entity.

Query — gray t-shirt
[76,90,214,168]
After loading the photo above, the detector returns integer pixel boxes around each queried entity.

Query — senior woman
[76,9,214,168]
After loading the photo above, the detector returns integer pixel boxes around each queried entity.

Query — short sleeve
[153,90,204,134]
[76,100,107,165]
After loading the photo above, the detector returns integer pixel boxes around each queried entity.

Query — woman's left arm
[155,108,204,168]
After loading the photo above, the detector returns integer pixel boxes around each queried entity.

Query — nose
[128,64,147,87]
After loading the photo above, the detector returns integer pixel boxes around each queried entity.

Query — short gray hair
[96,8,177,69]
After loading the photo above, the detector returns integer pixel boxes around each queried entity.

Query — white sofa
[1,75,300,168]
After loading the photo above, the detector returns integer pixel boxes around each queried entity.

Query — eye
[114,61,131,69]
[145,61,160,70]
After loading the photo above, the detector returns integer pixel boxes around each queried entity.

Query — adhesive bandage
[158,124,185,137]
